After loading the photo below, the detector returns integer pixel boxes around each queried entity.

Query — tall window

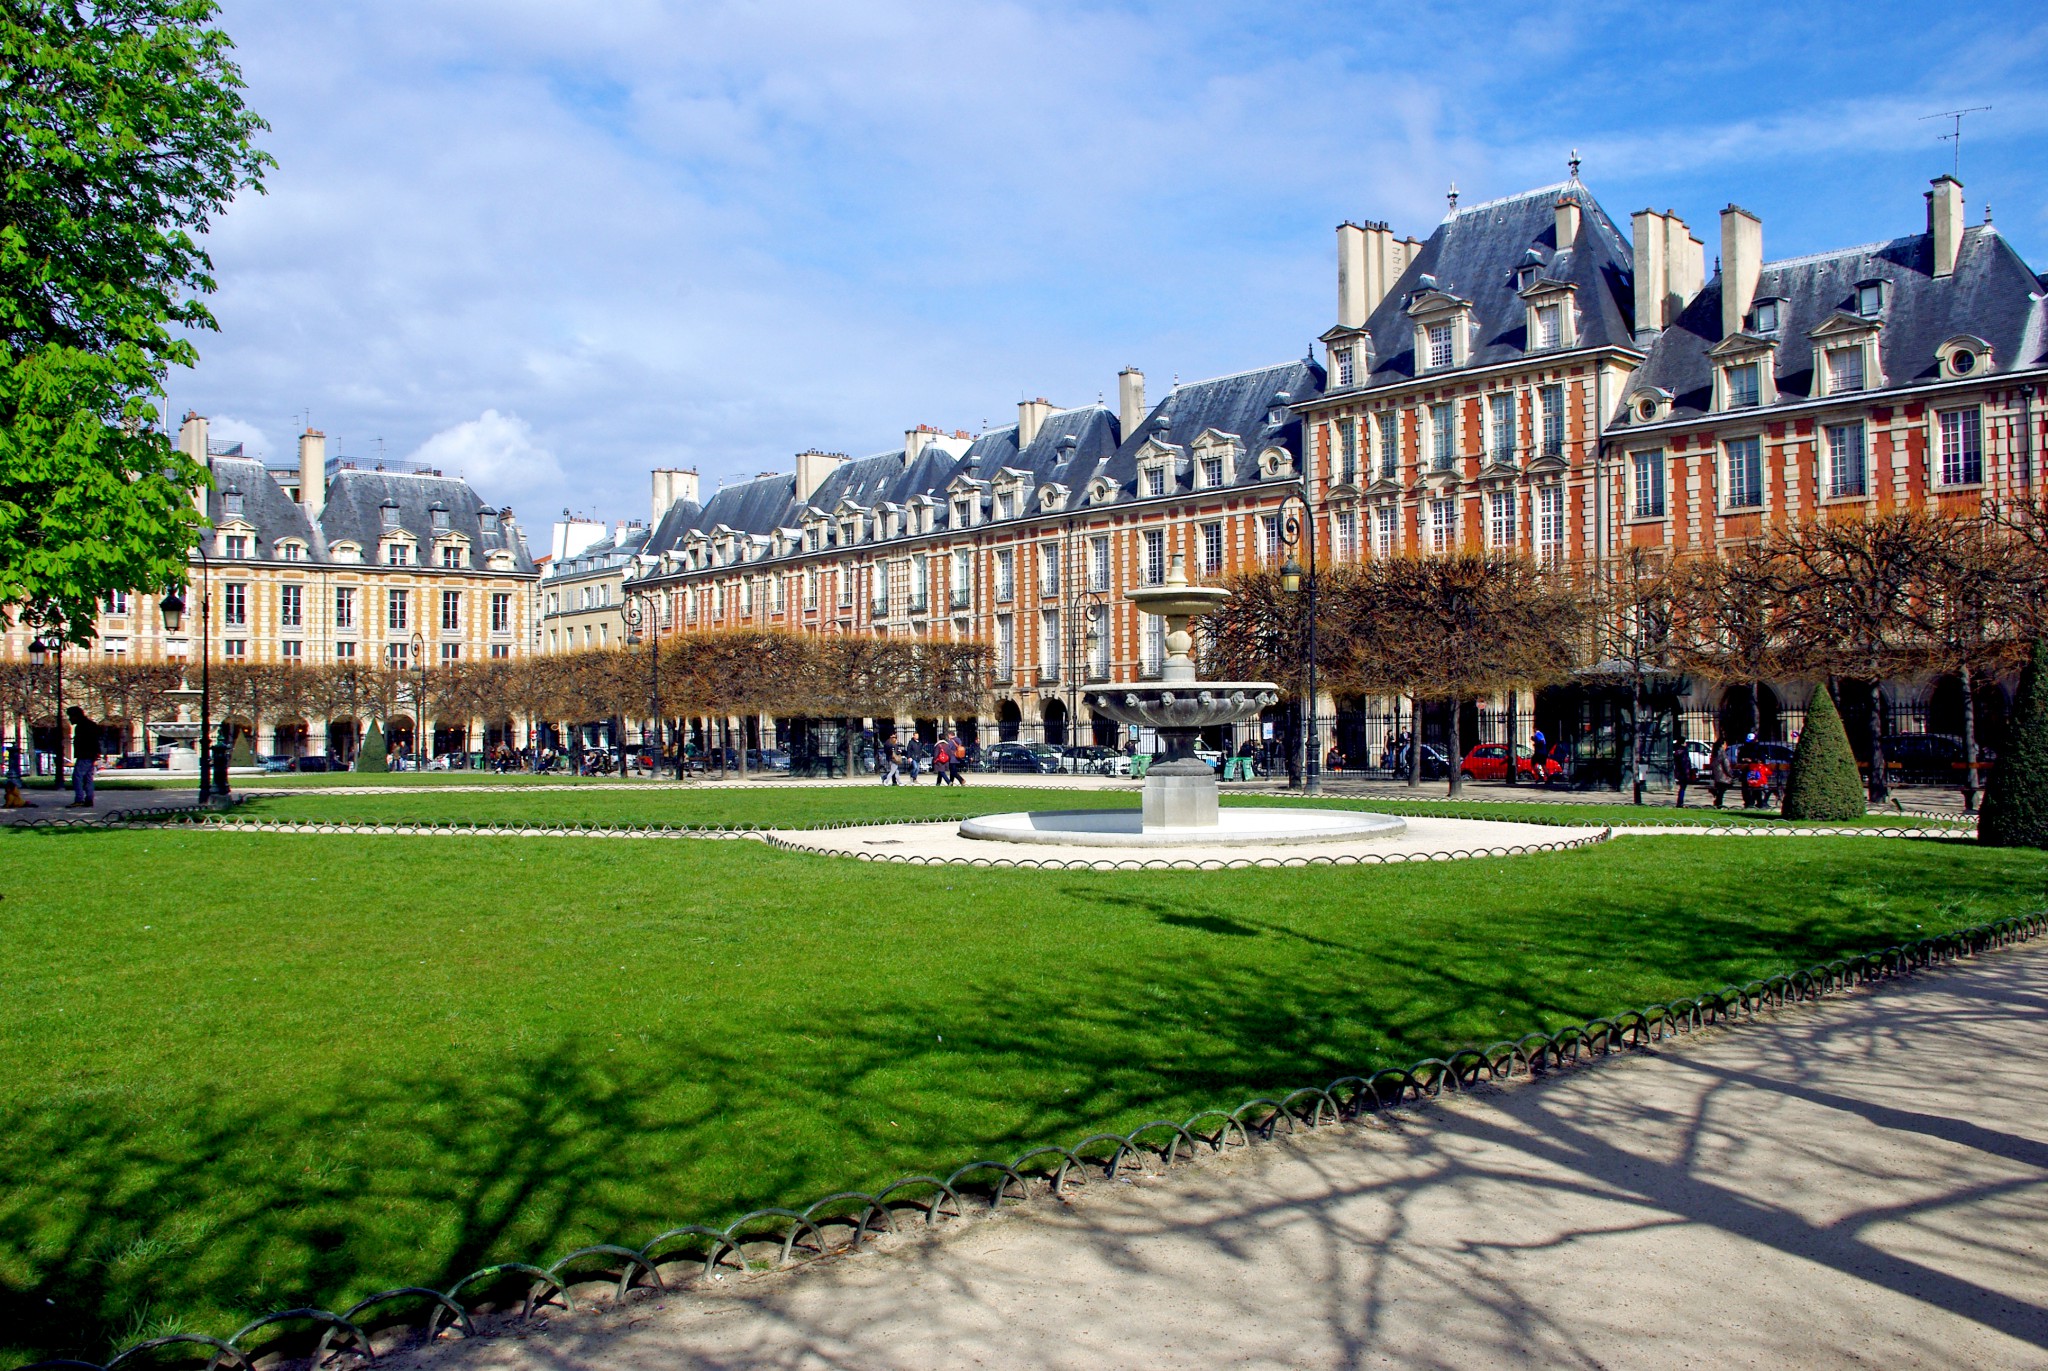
[1488,489,1515,547]
[491,592,511,633]
[439,545,464,568]
[1724,436,1764,509]
[1038,543,1059,596]
[1826,347,1865,394]
[1430,402,1454,470]
[1426,322,1454,370]
[1490,392,1516,464]
[837,568,853,608]
[335,587,356,630]
[1631,451,1666,519]
[1040,609,1060,678]
[1826,423,1867,498]
[1377,412,1399,478]
[441,589,461,631]
[1337,418,1358,484]
[1726,363,1760,409]
[1200,522,1224,576]
[1539,385,1565,457]
[1335,508,1358,560]
[911,555,930,609]
[1088,536,1110,591]
[279,584,302,628]
[1336,345,1355,387]
[1374,505,1395,557]
[1142,466,1166,497]
[995,614,1014,677]
[1939,408,1983,486]
[995,548,1014,602]
[774,576,788,614]
[1259,514,1281,563]
[1142,528,1166,585]
[1088,604,1110,678]
[951,549,972,606]
[224,582,248,626]
[1429,497,1455,552]
[804,569,819,610]
[1200,454,1224,487]
[388,588,409,630]
[1537,486,1565,566]
[1143,615,1165,676]
[1535,303,1561,350]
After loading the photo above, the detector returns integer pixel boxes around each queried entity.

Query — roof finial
[1985,203,1995,225]
[1446,181,1459,214]
[1568,148,1581,182]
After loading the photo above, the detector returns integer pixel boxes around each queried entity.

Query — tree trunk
[1631,675,1645,805]
[1504,689,1518,787]
[1748,680,1759,738]
[1446,697,1462,797]
[1289,698,1305,789]
[844,716,858,779]
[614,715,626,777]
[1960,664,1979,814]
[1407,695,1422,788]
[1866,679,1887,803]
[736,716,749,779]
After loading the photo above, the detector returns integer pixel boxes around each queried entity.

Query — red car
[1459,743,1562,782]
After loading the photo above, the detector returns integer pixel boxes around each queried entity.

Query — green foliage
[353,720,386,773]
[0,0,271,639]
[1980,640,2048,849]
[1783,686,1866,820]
[0,827,2037,1359]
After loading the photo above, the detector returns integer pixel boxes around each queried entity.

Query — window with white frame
[1143,615,1165,677]
[1534,303,1562,350]
[439,545,464,568]
[1753,299,1780,332]
[1856,282,1884,317]
[1938,408,1983,485]
[804,569,819,609]
[773,575,788,614]
[441,643,461,664]
[281,640,301,662]
[279,584,302,628]
[1335,508,1358,560]
[995,491,1013,520]
[1040,609,1060,677]
[441,589,461,631]
[1488,489,1515,547]
[280,542,303,562]
[1088,604,1110,678]
[222,490,244,518]
[336,640,356,661]
[1426,322,1454,370]
[1259,514,1280,563]
[1143,465,1167,497]
[1826,422,1867,498]
[385,542,410,566]
[1489,392,1515,464]
[388,587,409,630]
[1374,505,1395,556]
[1723,436,1763,509]
[1336,345,1356,387]
[223,638,247,660]
[994,548,1014,602]
[1038,542,1059,597]
[1631,451,1666,519]
[386,641,407,668]
[1200,522,1224,576]
[1539,385,1565,457]
[1088,536,1110,591]
[1429,498,1455,552]
[225,534,249,558]
[1200,453,1225,487]
[951,549,972,606]
[1429,402,1454,470]
[104,590,130,615]
[224,582,248,626]
[995,613,1014,677]
[1725,362,1761,409]
[1826,346,1865,394]
[1142,528,1166,585]
[491,643,510,659]
[1537,486,1565,565]
[1377,412,1399,478]
[1336,418,1358,484]
[335,587,356,630]
[491,592,511,633]
[837,567,853,608]
[911,556,930,610]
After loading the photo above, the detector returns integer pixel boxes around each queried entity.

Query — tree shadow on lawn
[1,841,2033,1360]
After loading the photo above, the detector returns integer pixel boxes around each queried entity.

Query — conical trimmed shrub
[355,720,388,773]
[1783,685,1865,820]
[229,731,254,768]
[1980,640,2048,849]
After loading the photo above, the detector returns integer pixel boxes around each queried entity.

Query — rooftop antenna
[1446,181,1459,214]
[1920,106,1990,179]
[1568,148,1581,182]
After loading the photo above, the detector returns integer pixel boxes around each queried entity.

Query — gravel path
[389,940,2048,1371]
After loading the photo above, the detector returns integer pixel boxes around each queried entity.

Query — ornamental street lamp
[159,540,218,800]
[410,630,426,769]
[1275,485,1322,797]
[620,582,662,779]
[27,627,64,787]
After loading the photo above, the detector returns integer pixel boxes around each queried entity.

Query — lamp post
[27,625,64,787]
[410,630,426,770]
[157,540,217,800]
[620,584,661,778]
[1276,484,1322,797]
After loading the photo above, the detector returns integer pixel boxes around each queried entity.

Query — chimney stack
[1356,221,1408,318]
[1118,368,1146,435]
[651,468,699,525]
[793,449,845,505]
[179,411,209,517]
[1927,175,1964,278]
[1631,208,1705,336]
[1555,194,1581,248]
[1336,223,1368,327]
[1719,204,1762,338]
[298,429,326,521]
[1017,397,1055,448]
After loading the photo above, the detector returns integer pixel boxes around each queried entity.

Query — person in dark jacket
[66,705,103,807]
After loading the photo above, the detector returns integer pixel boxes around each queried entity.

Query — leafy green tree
[1782,686,1865,821]
[1,1,271,641]
[354,719,387,773]
[1979,640,2048,850]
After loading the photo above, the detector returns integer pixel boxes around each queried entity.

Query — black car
[1881,733,1983,785]
[292,755,339,772]
[980,742,1062,774]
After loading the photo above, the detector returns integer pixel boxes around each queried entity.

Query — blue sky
[182,0,2048,528]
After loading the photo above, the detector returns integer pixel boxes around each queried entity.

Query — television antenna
[1920,106,1990,179]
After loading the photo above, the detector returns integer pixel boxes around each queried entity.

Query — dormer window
[439,544,465,569]
[952,498,971,527]
[1727,362,1761,408]
[1426,323,1454,370]
[1753,299,1780,333]
[1517,264,1541,291]
[1534,303,1561,350]
[479,509,499,535]
[430,505,450,532]
[279,541,304,562]
[224,534,249,558]
[385,541,410,566]
[1201,454,1224,488]
[1825,345,1866,394]
[995,492,1013,519]
[1335,346,1356,388]
[1855,281,1884,318]
[1143,465,1167,497]
[380,502,400,530]
[222,489,244,518]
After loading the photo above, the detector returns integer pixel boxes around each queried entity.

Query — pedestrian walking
[1530,729,1550,789]
[882,740,903,786]
[1709,739,1735,808]
[1737,733,1767,809]
[1673,732,1692,808]
[66,705,102,808]
[948,735,968,785]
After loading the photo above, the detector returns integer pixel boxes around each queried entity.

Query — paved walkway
[392,942,2048,1371]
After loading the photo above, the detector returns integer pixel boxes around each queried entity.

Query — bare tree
[1907,514,2037,810]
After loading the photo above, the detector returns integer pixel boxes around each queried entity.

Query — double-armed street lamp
[410,630,426,769]
[1276,482,1322,798]
[157,539,223,801]
[26,620,67,787]
[620,579,662,778]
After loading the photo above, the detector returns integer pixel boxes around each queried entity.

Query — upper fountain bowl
[1124,579,1231,623]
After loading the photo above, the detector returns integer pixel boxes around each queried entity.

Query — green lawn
[82,770,648,790]
[0,824,2034,1362]
[189,784,1971,831]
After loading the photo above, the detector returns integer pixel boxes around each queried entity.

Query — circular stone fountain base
[957,807,1406,848]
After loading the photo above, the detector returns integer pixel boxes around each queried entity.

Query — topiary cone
[1783,684,1866,821]
[1980,640,2048,849]
[229,730,254,768]
[355,720,388,773]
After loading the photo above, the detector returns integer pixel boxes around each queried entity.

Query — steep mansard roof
[1615,224,2046,428]
[643,356,1324,559]
[1355,181,1637,386]
[203,456,536,572]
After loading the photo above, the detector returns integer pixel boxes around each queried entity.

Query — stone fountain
[959,560,1403,848]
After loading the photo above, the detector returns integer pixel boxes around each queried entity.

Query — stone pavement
[391,941,2048,1371]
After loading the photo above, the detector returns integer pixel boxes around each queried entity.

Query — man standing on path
[65,706,102,808]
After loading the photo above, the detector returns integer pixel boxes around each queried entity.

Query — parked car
[980,741,1063,774]
[1389,744,1452,780]
[258,754,295,774]
[1881,733,1985,785]
[1679,739,1714,781]
[1059,745,1118,775]
[292,755,339,773]
[748,748,791,772]
[1457,743,1563,783]
[113,752,169,770]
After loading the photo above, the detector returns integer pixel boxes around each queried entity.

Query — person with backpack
[881,739,903,786]
[1737,733,1767,809]
[66,705,103,807]
[1710,738,1736,809]
[948,734,969,785]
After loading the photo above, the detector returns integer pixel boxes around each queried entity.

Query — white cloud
[409,410,563,506]
[207,415,272,460]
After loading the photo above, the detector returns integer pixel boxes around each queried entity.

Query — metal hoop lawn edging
[17,908,2042,1371]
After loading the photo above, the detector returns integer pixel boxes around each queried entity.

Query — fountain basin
[958,807,1405,848]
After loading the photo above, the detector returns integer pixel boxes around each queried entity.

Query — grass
[78,770,645,790]
[0,822,2037,1362]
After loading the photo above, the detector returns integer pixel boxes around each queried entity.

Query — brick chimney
[1927,175,1964,278]
[1017,397,1055,448]
[1720,205,1762,338]
[1336,222,1368,327]
[1118,368,1146,435]
[298,428,326,521]
[1631,208,1705,336]
[794,449,845,505]
[651,468,699,525]
[1555,193,1581,248]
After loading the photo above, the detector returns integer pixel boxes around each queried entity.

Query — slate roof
[1614,224,2047,427]
[546,524,652,581]
[1348,181,1637,388]
[201,457,536,573]
[642,359,1323,566]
